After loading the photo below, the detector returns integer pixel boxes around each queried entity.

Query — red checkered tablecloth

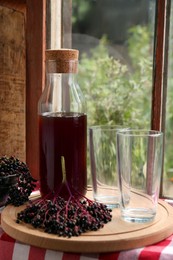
[0,224,173,260]
[1,199,173,260]
[0,226,173,259]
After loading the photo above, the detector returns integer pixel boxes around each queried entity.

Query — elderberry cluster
[0,156,37,206]
[16,196,112,238]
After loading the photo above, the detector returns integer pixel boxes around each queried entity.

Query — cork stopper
[45,49,79,73]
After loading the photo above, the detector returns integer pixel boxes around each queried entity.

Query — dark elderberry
[0,156,37,206]
[16,156,112,237]
[16,195,112,238]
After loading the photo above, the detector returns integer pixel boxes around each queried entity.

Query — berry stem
[61,156,66,184]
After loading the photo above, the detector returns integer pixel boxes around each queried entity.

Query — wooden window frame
[151,0,171,198]
[26,0,46,179]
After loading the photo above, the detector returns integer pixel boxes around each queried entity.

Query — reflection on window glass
[72,0,155,128]
[164,3,173,198]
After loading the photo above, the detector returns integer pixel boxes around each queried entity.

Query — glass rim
[116,129,163,137]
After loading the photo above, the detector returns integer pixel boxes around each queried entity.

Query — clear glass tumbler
[89,125,128,208]
[117,129,163,223]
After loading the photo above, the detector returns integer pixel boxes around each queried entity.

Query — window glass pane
[70,0,157,184]
[72,0,156,128]
[163,2,173,198]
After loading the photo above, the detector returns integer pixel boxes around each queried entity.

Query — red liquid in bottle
[39,112,87,199]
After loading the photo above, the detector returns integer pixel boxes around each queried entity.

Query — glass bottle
[38,49,87,199]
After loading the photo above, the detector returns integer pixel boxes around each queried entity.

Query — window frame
[4,0,171,197]
[25,0,46,179]
[151,0,171,198]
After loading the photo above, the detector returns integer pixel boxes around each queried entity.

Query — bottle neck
[46,72,76,113]
[38,60,85,115]
[46,72,75,83]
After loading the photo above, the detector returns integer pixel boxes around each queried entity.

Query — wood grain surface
[0,5,26,162]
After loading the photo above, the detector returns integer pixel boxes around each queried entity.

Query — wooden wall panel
[0,5,26,162]
[0,0,46,180]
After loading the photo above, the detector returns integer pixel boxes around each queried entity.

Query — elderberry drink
[39,112,87,199]
[38,49,87,200]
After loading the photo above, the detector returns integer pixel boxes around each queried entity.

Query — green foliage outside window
[77,26,153,182]
[77,26,152,128]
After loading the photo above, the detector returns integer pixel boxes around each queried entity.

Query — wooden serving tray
[1,199,173,253]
